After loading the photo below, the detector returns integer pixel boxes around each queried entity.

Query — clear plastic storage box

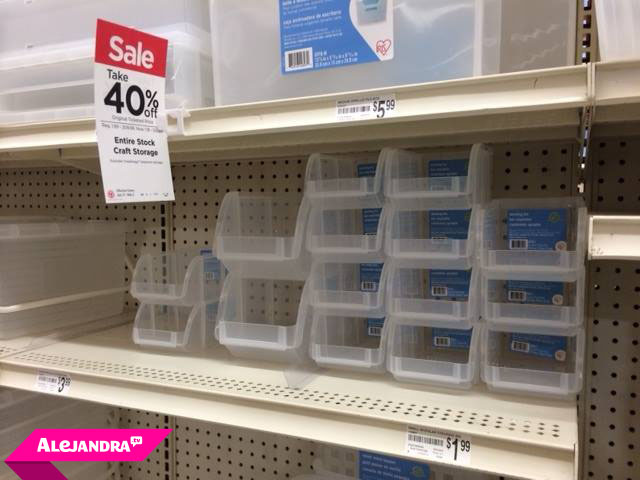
[131,248,225,306]
[594,0,640,61]
[210,0,576,105]
[383,145,492,207]
[481,325,584,397]
[216,275,311,363]
[387,318,478,389]
[480,197,587,279]
[0,0,212,124]
[310,313,387,373]
[0,219,125,339]
[387,265,478,329]
[215,193,311,280]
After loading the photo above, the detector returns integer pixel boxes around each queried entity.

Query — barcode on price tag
[336,94,396,121]
[406,425,471,466]
[35,370,72,395]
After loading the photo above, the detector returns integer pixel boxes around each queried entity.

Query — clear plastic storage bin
[131,248,225,306]
[383,144,492,207]
[215,193,311,280]
[0,219,125,339]
[133,302,218,351]
[480,197,587,279]
[0,0,212,124]
[482,270,584,331]
[210,0,576,105]
[387,318,478,389]
[307,205,386,263]
[216,275,310,363]
[309,262,388,317]
[385,204,476,269]
[594,0,640,61]
[387,265,477,329]
[310,313,387,373]
[481,325,584,397]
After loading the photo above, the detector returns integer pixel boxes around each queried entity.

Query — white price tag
[94,19,175,204]
[336,94,396,121]
[35,370,72,395]
[406,425,471,466]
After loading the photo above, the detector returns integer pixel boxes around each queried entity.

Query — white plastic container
[481,325,584,398]
[383,144,492,207]
[387,265,478,329]
[131,248,225,306]
[482,269,584,331]
[480,197,587,280]
[387,318,478,389]
[0,0,212,124]
[210,0,576,105]
[214,192,311,280]
[216,275,310,363]
[133,302,218,352]
[0,219,125,339]
[309,261,388,317]
[310,313,387,373]
[595,0,640,61]
[385,204,476,269]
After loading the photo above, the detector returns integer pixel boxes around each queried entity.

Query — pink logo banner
[5,428,171,480]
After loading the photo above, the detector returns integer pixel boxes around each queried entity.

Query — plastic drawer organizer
[595,0,640,61]
[0,219,125,339]
[210,0,576,105]
[0,0,212,124]
[131,248,225,351]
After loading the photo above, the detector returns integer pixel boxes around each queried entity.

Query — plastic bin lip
[0,219,126,239]
[0,287,126,313]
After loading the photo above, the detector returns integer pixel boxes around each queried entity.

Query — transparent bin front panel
[383,144,492,207]
[216,275,310,363]
[305,152,383,208]
[387,319,478,389]
[307,205,386,263]
[309,261,387,317]
[481,326,584,398]
[385,205,476,269]
[131,248,225,306]
[133,302,218,352]
[482,270,584,331]
[387,265,477,328]
[595,0,640,61]
[310,313,387,373]
[215,192,311,280]
[480,197,587,278]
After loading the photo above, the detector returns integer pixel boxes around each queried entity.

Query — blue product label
[357,163,377,178]
[429,269,471,299]
[505,280,565,305]
[432,328,472,349]
[360,263,383,292]
[509,333,568,361]
[200,249,221,281]
[428,209,471,240]
[507,208,568,251]
[367,318,385,337]
[279,0,394,74]
[428,158,469,178]
[358,451,430,480]
[363,208,382,235]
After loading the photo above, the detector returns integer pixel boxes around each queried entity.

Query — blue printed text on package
[359,450,430,480]
[507,208,568,251]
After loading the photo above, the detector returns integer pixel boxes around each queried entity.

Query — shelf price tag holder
[94,19,175,204]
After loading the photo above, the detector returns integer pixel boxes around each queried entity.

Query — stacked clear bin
[306,153,389,373]
[131,247,225,352]
[479,197,587,397]
[384,145,492,389]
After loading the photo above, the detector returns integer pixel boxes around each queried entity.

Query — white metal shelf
[0,320,577,480]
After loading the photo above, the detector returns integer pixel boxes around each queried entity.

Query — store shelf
[594,59,640,126]
[0,318,577,480]
[0,65,588,163]
[589,215,640,260]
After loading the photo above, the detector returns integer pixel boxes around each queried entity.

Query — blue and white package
[279,0,394,74]
[200,248,222,281]
[506,280,565,305]
[428,158,469,178]
[432,328,472,349]
[428,209,471,240]
[366,318,384,337]
[509,333,567,361]
[357,163,382,234]
[360,263,383,292]
[507,208,568,251]
[357,163,377,178]
[429,269,470,299]
[358,450,430,480]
